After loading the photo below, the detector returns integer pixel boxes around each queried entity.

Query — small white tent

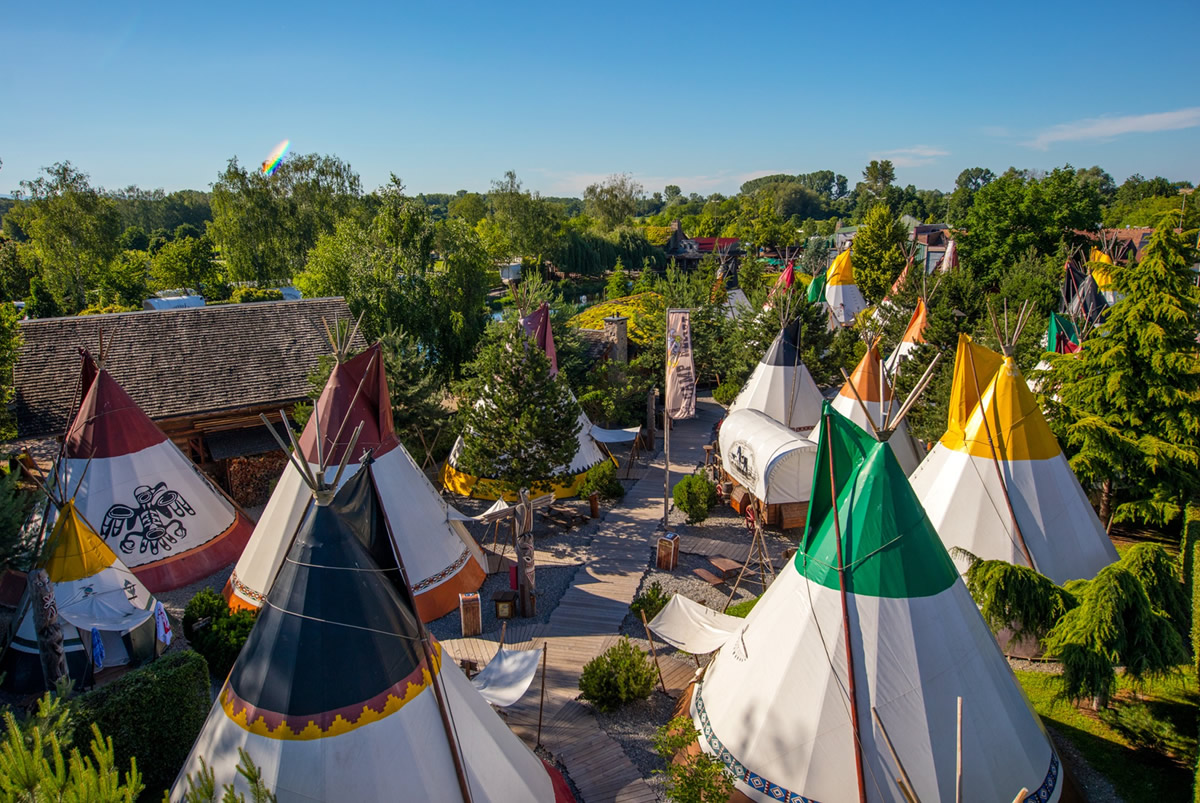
[729,318,825,436]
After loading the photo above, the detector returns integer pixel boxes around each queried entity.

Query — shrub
[578,638,656,712]
[725,596,760,618]
[711,383,741,408]
[1099,701,1190,758]
[579,460,624,502]
[77,303,139,316]
[964,557,1077,646]
[630,581,670,622]
[654,716,734,803]
[673,473,717,524]
[70,650,210,798]
[230,287,284,304]
[183,589,256,679]
[176,748,278,803]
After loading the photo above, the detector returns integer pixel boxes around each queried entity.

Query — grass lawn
[1016,667,1196,801]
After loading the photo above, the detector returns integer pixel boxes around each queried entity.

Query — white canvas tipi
[908,334,1118,584]
[690,405,1065,803]
[227,342,486,621]
[176,465,572,802]
[729,317,825,437]
[828,342,925,475]
[825,248,867,326]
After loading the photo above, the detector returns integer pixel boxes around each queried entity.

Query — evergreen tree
[455,319,581,494]
[1048,216,1200,527]
[605,257,628,300]
[851,204,907,304]
[24,276,60,319]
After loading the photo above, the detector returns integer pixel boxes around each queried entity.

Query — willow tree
[1048,215,1200,526]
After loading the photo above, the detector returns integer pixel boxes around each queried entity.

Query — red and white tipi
[227,343,486,621]
[59,351,253,591]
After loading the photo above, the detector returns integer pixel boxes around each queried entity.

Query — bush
[1100,701,1191,758]
[654,716,734,803]
[578,638,656,712]
[183,589,256,679]
[230,287,284,304]
[630,581,670,622]
[673,473,717,524]
[579,461,624,502]
[725,595,759,618]
[70,650,211,799]
[711,383,741,407]
[77,302,140,316]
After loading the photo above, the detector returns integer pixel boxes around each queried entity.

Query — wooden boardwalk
[676,534,751,563]
[443,400,723,803]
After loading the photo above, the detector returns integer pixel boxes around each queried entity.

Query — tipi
[829,342,925,475]
[59,349,253,591]
[688,404,1065,802]
[908,333,1118,584]
[174,463,573,802]
[1,474,158,693]
[441,303,609,499]
[728,317,825,437]
[227,340,486,621]
[824,248,866,326]
[883,297,928,375]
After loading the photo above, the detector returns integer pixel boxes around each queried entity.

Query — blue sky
[3,0,1198,198]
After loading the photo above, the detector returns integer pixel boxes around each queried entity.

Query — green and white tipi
[689,404,1066,803]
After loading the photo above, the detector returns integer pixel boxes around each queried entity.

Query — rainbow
[261,139,289,176]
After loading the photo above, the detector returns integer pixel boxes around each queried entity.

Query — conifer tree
[455,319,581,494]
[850,203,907,304]
[605,257,628,300]
[1048,215,1200,526]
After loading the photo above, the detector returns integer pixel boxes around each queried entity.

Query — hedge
[1184,503,1200,803]
[71,649,212,799]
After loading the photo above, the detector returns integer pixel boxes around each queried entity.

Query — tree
[488,171,564,268]
[663,184,683,205]
[25,276,61,319]
[584,174,644,230]
[606,257,628,299]
[12,162,122,312]
[1047,217,1200,527]
[117,225,149,251]
[850,204,907,304]
[861,159,896,201]
[151,236,218,293]
[454,319,581,494]
[0,239,37,301]
[95,250,150,308]
[209,153,361,285]
[946,167,995,226]
[447,192,487,226]
[378,328,449,464]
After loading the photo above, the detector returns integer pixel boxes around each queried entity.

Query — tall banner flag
[666,309,696,420]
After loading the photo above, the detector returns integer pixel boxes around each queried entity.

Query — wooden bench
[708,556,741,579]
[693,568,726,586]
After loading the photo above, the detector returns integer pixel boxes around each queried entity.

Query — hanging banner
[665,309,696,420]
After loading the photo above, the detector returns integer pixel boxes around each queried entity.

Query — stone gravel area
[593,691,677,802]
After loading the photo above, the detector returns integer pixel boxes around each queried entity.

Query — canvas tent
[908,335,1118,584]
[442,303,609,500]
[827,343,925,475]
[227,343,486,621]
[2,498,157,693]
[54,350,253,591]
[719,409,817,505]
[728,317,824,436]
[883,297,928,375]
[824,248,866,325]
[175,466,572,802]
[689,404,1065,803]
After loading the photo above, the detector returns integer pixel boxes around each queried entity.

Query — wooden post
[956,696,964,803]
[29,569,67,690]
[663,406,671,529]
[872,707,919,803]
[640,609,669,694]
[826,412,868,803]
[536,644,548,748]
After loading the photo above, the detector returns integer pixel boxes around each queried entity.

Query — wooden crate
[780,502,807,530]
[729,486,751,515]
[459,592,481,637]
[657,533,680,570]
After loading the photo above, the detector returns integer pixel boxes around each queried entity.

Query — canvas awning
[470,647,543,707]
[589,426,640,444]
[648,594,744,655]
[719,408,818,504]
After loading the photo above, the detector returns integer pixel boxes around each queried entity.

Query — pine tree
[605,257,628,300]
[850,204,907,304]
[1048,215,1200,527]
[455,319,581,494]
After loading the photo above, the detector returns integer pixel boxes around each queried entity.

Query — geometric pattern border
[412,547,471,593]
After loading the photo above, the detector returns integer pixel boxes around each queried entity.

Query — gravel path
[593,691,677,802]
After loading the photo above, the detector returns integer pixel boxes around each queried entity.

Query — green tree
[0,710,144,802]
[12,162,122,312]
[454,319,581,494]
[151,236,218,293]
[95,250,150,308]
[25,276,61,319]
[1047,218,1200,527]
[850,204,907,304]
[378,328,450,463]
[584,174,644,230]
[488,171,564,268]
[116,225,149,252]
[861,159,896,203]
[447,192,487,226]
[606,257,628,299]
[0,240,38,301]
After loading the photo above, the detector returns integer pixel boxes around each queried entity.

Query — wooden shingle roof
[12,298,364,439]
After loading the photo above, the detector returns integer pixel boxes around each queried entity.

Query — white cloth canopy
[589,426,640,444]
[469,647,543,707]
[648,595,744,655]
[719,408,818,504]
